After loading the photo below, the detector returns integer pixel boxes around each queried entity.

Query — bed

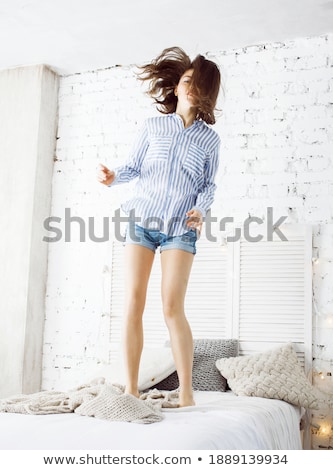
[0,390,302,450]
[0,339,322,451]
[0,224,315,451]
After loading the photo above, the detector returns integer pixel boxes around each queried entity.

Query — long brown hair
[137,47,221,125]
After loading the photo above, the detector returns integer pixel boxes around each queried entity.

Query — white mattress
[0,391,302,450]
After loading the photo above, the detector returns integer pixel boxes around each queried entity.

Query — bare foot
[179,395,196,407]
[179,401,195,407]
[124,388,140,399]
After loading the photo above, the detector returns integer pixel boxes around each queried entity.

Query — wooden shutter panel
[184,235,230,339]
[109,233,230,359]
[109,224,312,372]
[231,223,312,373]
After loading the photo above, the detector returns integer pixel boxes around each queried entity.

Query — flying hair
[137,46,221,125]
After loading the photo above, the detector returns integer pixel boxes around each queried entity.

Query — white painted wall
[0,65,58,397]
[41,34,332,448]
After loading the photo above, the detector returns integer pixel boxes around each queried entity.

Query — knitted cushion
[156,339,239,392]
[216,343,322,409]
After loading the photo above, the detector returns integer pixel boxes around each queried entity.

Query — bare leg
[122,244,155,397]
[161,249,195,407]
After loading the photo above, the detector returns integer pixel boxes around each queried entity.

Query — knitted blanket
[0,378,179,424]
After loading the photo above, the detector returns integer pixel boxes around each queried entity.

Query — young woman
[97,47,221,407]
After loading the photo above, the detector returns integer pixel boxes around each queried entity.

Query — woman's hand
[186,208,203,233]
[97,163,115,186]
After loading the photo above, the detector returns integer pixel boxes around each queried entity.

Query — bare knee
[124,290,146,322]
[163,299,184,326]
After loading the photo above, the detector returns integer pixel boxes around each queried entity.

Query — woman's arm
[97,121,149,187]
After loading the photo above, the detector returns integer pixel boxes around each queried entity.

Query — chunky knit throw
[0,378,179,424]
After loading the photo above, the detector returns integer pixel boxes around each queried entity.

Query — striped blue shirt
[110,113,220,236]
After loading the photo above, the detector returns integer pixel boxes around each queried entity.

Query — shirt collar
[172,112,199,130]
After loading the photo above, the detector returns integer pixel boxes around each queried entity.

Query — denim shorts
[124,223,197,254]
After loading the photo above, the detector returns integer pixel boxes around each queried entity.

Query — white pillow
[89,347,176,392]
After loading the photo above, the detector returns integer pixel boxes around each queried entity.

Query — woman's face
[175,69,195,108]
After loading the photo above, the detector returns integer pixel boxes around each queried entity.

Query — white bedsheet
[0,391,302,450]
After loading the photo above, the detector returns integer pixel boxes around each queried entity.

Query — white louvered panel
[185,237,229,339]
[234,224,312,373]
[109,240,126,360]
[109,234,230,358]
[136,235,226,347]
[110,224,312,373]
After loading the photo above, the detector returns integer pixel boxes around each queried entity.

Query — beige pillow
[216,343,324,409]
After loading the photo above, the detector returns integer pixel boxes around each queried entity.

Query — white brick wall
[43,34,333,448]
